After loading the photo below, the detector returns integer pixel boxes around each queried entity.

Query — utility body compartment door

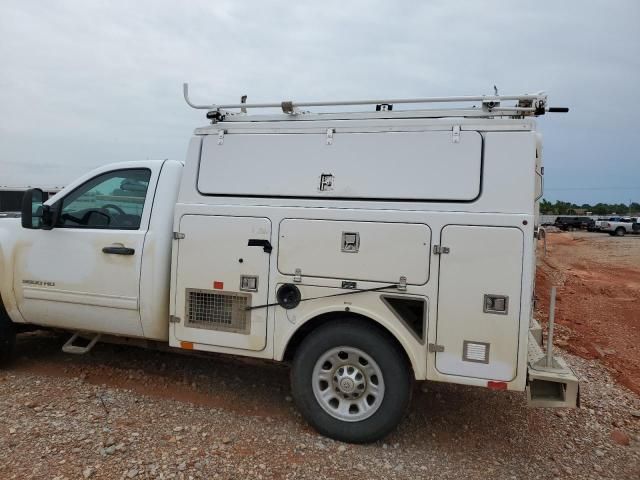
[435,226,523,381]
[278,219,431,285]
[173,215,271,351]
[198,130,482,201]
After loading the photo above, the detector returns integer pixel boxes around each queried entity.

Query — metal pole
[547,287,557,367]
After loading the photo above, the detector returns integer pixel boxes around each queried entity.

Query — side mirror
[21,189,59,230]
[21,188,45,229]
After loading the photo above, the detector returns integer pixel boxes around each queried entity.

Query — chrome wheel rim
[312,346,385,422]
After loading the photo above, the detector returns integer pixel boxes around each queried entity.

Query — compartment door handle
[247,239,272,253]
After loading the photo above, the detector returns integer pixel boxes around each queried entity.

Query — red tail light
[487,381,508,390]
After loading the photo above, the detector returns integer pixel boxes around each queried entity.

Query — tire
[0,305,16,366]
[615,227,625,237]
[291,318,411,443]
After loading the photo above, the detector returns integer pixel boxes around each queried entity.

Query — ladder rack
[183,83,568,121]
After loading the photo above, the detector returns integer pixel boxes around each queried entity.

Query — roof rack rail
[183,83,568,120]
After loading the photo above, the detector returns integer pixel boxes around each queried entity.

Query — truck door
[14,167,156,337]
[435,226,523,381]
[173,215,271,351]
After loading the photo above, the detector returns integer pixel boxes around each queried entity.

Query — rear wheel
[291,318,411,443]
[615,227,626,237]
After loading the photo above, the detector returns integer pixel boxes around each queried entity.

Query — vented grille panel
[185,289,251,334]
[462,340,490,364]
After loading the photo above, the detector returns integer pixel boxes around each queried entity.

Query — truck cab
[9,160,182,339]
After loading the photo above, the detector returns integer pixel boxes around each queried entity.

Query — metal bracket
[535,168,544,201]
[169,315,181,323]
[293,268,302,283]
[433,245,450,255]
[173,232,185,240]
[217,129,225,145]
[428,343,445,353]
[281,101,294,114]
[482,98,500,112]
[451,125,461,143]
[326,128,334,145]
[397,276,407,292]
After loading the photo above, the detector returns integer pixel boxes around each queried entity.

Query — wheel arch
[0,227,26,324]
[280,310,418,379]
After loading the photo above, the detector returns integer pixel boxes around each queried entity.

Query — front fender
[0,218,26,323]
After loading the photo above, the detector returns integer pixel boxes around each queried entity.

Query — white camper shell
[0,88,577,443]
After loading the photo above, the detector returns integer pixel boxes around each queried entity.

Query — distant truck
[601,217,638,236]
[593,216,623,231]
[0,87,577,443]
[553,216,594,231]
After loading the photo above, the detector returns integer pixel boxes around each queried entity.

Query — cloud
[1,0,638,202]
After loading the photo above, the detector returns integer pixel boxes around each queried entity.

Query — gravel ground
[0,332,638,479]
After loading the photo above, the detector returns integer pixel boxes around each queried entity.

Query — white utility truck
[0,86,577,443]
[601,217,638,236]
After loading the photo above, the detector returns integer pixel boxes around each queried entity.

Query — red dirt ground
[535,231,640,394]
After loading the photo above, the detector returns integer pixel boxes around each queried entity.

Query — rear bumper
[526,319,580,408]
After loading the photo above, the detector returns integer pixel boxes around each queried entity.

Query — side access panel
[278,219,431,285]
[173,215,271,351]
[436,226,523,381]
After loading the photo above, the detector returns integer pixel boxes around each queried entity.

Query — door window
[57,169,151,229]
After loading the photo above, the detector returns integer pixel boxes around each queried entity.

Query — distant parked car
[593,216,623,231]
[554,216,595,231]
[601,217,638,236]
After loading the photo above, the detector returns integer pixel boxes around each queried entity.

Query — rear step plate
[527,332,579,408]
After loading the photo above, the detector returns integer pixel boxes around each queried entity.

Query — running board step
[527,332,579,408]
[62,332,101,355]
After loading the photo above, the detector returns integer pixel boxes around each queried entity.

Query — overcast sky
[1,0,638,204]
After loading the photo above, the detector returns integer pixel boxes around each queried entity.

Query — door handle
[247,239,272,253]
[102,246,135,255]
